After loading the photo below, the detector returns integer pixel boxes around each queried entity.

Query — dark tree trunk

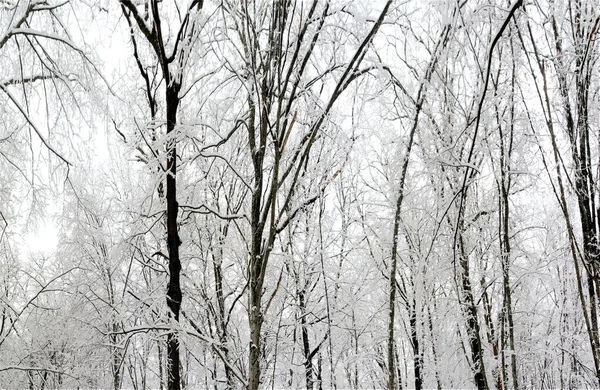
[549,3,600,381]
[409,296,422,390]
[299,290,314,390]
[165,83,182,390]
[213,239,234,389]
[458,231,488,390]
[118,2,202,387]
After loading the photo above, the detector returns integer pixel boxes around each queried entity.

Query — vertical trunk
[452,4,522,388]
[573,39,600,386]
[520,11,600,386]
[387,201,402,390]
[386,19,452,389]
[318,198,337,390]
[395,346,404,390]
[118,2,202,389]
[239,2,393,387]
[41,371,48,390]
[248,284,262,390]
[248,184,264,390]
[111,311,121,390]
[103,250,122,390]
[458,228,489,390]
[549,4,600,381]
[408,294,422,390]
[248,139,264,390]
[317,353,323,390]
[425,300,442,390]
[499,146,518,390]
[299,290,314,390]
[213,244,233,388]
[497,39,518,388]
[386,76,420,390]
[352,311,359,390]
[158,342,165,390]
[481,274,502,390]
[500,185,518,390]
[165,84,182,390]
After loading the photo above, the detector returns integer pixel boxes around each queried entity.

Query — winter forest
[1,0,600,389]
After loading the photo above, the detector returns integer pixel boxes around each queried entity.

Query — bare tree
[117,1,204,389]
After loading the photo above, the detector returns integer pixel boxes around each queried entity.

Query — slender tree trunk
[317,353,323,390]
[238,2,394,387]
[318,197,337,390]
[109,287,121,390]
[387,199,402,390]
[453,178,489,388]
[352,311,359,390]
[497,36,518,388]
[213,243,234,389]
[481,274,502,390]
[386,18,453,389]
[118,2,204,388]
[452,4,522,388]
[457,228,489,390]
[299,290,314,390]
[409,294,422,390]
[557,10,600,365]
[545,7,600,382]
[247,102,265,390]
[248,286,262,390]
[500,181,518,390]
[165,83,183,390]
[158,342,165,390]
[425,300,442,390]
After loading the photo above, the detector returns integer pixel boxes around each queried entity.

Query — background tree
[2,0,600,389]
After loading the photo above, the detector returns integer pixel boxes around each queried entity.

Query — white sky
[24,220,59,254]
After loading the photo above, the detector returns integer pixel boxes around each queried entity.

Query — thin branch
[0,74,63,87]
[0,84,72,165]
[179,204,246,221]
[0,366,78,379]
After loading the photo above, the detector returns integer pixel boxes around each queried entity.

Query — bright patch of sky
[24,219,58,255]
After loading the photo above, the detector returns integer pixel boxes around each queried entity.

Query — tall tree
[117,1,204,389]
[216,1,393,387]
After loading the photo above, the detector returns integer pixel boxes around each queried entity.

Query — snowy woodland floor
[1,0,600,389]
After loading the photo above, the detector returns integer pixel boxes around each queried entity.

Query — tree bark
[118,2,203,387]
[165,82,182,390]
[457,225,489,390]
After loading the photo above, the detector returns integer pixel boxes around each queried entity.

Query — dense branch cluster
[0,1,599,389]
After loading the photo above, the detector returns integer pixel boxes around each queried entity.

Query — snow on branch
[0,84,72,166]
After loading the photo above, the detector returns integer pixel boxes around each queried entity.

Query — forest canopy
[0,0,599,389]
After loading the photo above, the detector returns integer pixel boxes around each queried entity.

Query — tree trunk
[409,294,422,390]
[458,224,489,390]
[386,17,453,389]
[299,290,314,390]
[118,2,203,388]
[165,83,182,390]
[248,282,263,390]
[213,240,234,389]
[549,5,600,382]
